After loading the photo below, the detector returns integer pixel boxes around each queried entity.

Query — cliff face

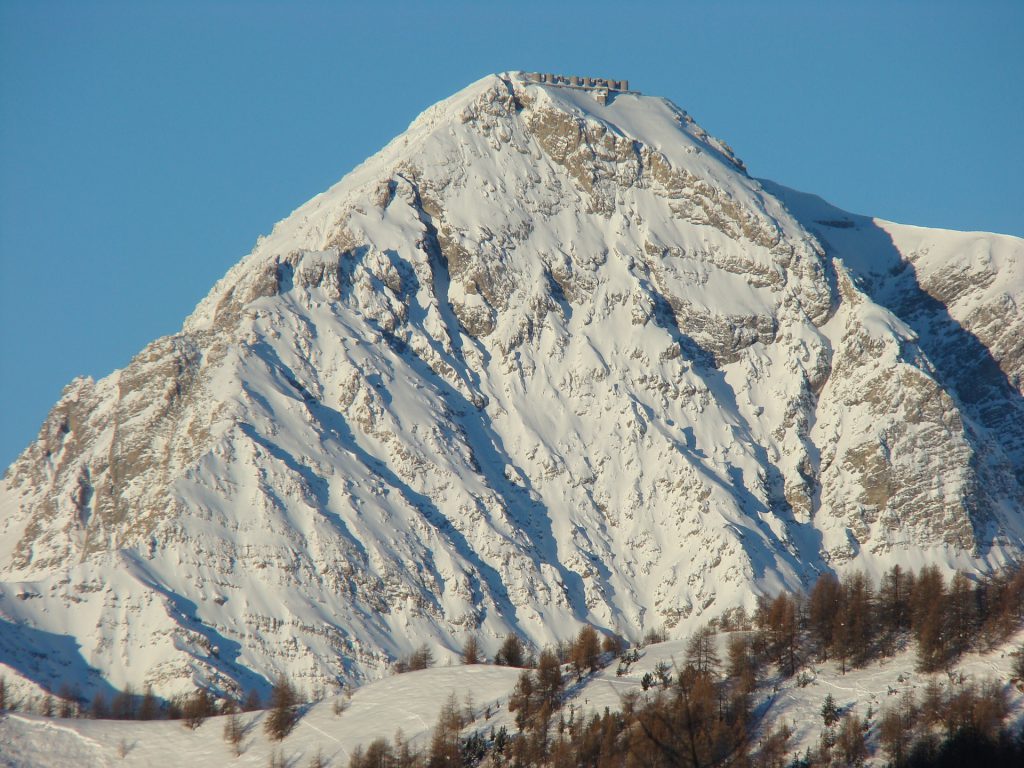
[1,73,1021,699]
[767,182,1024,560]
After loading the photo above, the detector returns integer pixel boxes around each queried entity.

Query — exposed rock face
[765,182,1024,564]
[1,73,1021,700]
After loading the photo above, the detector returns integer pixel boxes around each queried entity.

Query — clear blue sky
[1,0,1022,468]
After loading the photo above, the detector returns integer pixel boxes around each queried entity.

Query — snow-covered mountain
[1,72,1022,700]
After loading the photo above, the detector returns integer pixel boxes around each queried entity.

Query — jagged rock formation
[1,73,1021,700]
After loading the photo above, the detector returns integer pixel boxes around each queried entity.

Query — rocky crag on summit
[1,72,1022,700]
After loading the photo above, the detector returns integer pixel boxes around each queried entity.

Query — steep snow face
[1,73,1021,699]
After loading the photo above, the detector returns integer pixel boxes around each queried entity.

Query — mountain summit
[2,72,1022,699]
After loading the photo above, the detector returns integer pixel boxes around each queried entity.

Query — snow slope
[0,665,521,767]
[1,633,1021,768]
[1,72,1022,701]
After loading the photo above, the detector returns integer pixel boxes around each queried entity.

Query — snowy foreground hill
[1,633,1022,767]
[1,71,1023,701]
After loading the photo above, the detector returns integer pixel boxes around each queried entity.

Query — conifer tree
[508,669,535,732]
[536,648,564,709]
[820,693,840,727]
[833,602,852,675]
[947,571,979,658]
[913,565,949,672]
[264,674,299,741]
[726,633,758,695]
[764,593,798,676]
[223,710,245,756]
[354,739,394,768]
[243,689,262,711]
[571,625,601,679]
[57,685,77,719]
[878,564,912,654]
[879,564,911,631]
[407,644,434,671]
[426,692,462,768]
[182,688,213,729]
[138,685,159,720]
[920,678,945,728]
[393,728,418,768]
[808,572,841,660]
[111,684,136,720]
[461,635,482,664]
[685,624,720,676]
[601,633,623,655]
[91,692,109,719]
[836,713,867,766]
[843,571,875,667]
[495,633,525,667]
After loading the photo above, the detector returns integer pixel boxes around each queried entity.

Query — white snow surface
[0,665,521,767]
[1,72,1022,702]
[1,632,1022,767]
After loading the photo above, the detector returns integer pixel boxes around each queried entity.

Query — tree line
[344,620,790,767]
[2,562,1023,766]
[0,672,302,746]
[754,562,1024,676]
[343,562,1024,767]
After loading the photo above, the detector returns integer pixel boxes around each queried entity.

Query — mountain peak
[2,70,1022,700]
